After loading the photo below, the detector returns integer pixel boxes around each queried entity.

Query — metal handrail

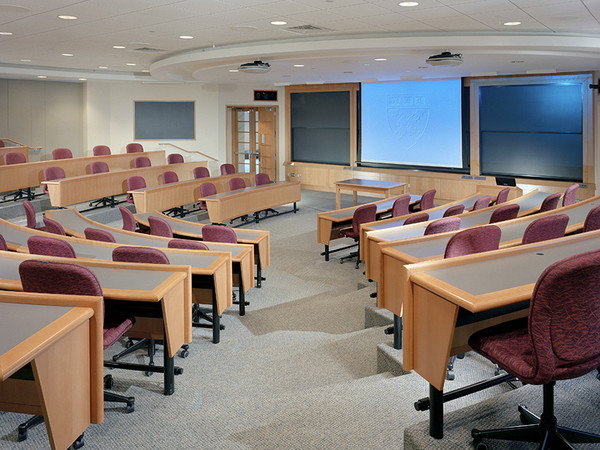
[159,142,218,162]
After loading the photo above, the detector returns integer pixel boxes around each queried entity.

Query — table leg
[163,328,175,396]
[352,190,358,206]
[212,291,220,344]
[429,384,444,439]
[393,314,402,350]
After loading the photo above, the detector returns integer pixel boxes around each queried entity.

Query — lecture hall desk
[44,162,205,207]
[0,250,192,396]
[0,150,167,195]
[400,230,600,438]
[333,178,408,209]
[0,290,102,450]
[198,181,301,224]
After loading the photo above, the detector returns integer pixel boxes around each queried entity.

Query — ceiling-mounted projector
[426,51,463,66]
[238,60,271,73]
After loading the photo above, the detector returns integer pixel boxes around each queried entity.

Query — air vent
[283,24,332,35]
[131,47,166,53]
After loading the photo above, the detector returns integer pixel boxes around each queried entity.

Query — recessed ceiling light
[504,21,521,26]
[374,58,387,61]
[20,59,31,62]
[58,15,77,20]
[293,64,304,68]
[37,75,47,79]
[179,35,194,39]
[229,69,239,73]
[126,63,136,66]
[399,2,419,6]
[98,66,108,69]
[113,45,125,49]
[270,20,287,25]
[142,69,150,73]
[78,78,87,81]
[0,31,13,35]
[62,53,73,57]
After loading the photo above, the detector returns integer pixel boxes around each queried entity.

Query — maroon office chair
[42,166,66,194]
[562,183,578,207]
[168,239,209,250]
[113,246,169,264]
[193,167,210,179]
[84,227,116,243]
[92,145,111,156]
[220,163,236,175]
[52,148,73,160]
[489,203,520,224]
[126,176,146,203]
[494,187,510,205]
[126,143,143,153]
[162,171,179,184]
[148,216,173,238]
[391,195,411,218]
[167,154,184,164]
[418,189,436,211]
[199,182,217,210]
[404,212,429,225]
[229,177,246,191]
[119,206,137,232]
[471,195,492,211]
[0,139,4,147]
[255,173,271,186]
[3,151,26,165]
[202,224,237,244]
[17,260,135,441]
[424,216,461,236]
[539,192,561,213]
[27,235,75,258]
[42,217,66,236]
[134,156,151,168]
[470,249,600,449]
[443,204,465,218]
[22,201,43,231]
[339,204,377,269]
[0,233,7,251]
[522,214,569,245]
[444,225,502,259]
[90,161,109,174]
[583,204,600,232]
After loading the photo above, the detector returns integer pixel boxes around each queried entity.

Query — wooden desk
[0,150,166,194]
[0,291,103,450]
[0,146,29,165]
[44,161,205,207]
[317,194,421,261]
[130,173,255,214]
[334,178,408,209]
[363,190,551,282]
[199,181,301,224]
[0,251,191,396]
[400,230,600,438]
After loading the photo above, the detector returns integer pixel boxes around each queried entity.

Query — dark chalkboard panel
[134,101,195,140]
[290,91,350,165]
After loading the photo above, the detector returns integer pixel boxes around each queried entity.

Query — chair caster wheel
[104,375,113,389]
[446,370,455,381]
[126,339,134,348]
[472,439,487,450]
[72,433,84,449]
[494,365,501,376]
[145,371,154,377]
[174,367,184,375]
[18,429,27,442]
[180,349,189,358]
[126,399,135,413]
[457,353,465,359]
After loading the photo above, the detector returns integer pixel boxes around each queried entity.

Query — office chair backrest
[19,260,102,296]
[148,216,173,238]
[391,195,410,218]
[42,217,66,235]
[255,173,271,186]
[349,204,377,236]
[126,143,143,153]
[443,204,465,218]
[90,161,109,174]
[444,225,502,259]
[52,148,73,160]
[27,235,76,258]
[229,177,246,191]
[199,182,217,210]
[162,171,179,184]
[23,200,38,228]
[126,176,146,203]
[3,151,26,165]
[522,214,569,245]
[562,183,578,207]
[489,203,520,224]
[202,224,237,243]
[167,154,184,164]
[583,204,600,233]
[220,163,236,175]
[539,193,561,213]
[84,227,116,243]
[92,145,111,156]
[112,246,170,265]
[43,166,66,194]
[424,216,461,236]
[193,166,210,179]
[0,233,7,251]
[403,212,429,225]
[471,195,492,211]
[420,189,436,211]
[168,239,209,250]
[119,206,137,232]
[134,156,151,168]
[495,187,510,205]
[0,139,4,147]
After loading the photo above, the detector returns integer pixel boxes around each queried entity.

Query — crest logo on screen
[387,95,429,150]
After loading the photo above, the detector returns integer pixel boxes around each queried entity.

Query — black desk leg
[393,314,402,350]
[324,245,329,261]
[256,265,262,288]
[239,284,245,316]
[429,384,444,439]
[163,328,175,396]
[212,291,220,344]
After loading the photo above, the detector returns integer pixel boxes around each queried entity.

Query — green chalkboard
[134,101,195,140]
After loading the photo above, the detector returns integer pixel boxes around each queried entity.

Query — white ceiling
[0,0,599,84]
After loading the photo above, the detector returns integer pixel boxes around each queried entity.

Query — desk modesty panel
[334,178,408,209]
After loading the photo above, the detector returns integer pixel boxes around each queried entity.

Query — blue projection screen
[361,79,463,168]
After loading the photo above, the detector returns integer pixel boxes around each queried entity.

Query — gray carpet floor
[0,190,599,449]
